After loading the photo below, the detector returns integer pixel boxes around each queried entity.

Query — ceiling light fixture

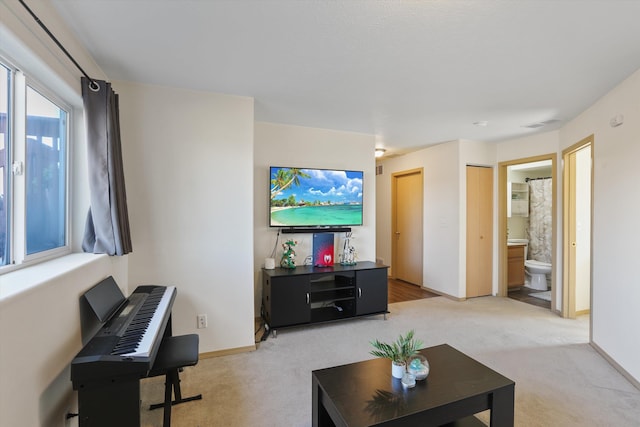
[375,148,386,158]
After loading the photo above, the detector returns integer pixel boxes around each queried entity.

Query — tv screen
[270,166,363,228]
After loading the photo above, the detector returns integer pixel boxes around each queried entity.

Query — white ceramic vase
[391,361,405,379]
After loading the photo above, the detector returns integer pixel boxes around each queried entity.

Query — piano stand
[147,334,202,427]
[77,377,141,427]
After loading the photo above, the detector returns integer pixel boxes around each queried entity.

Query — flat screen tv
[270,166,363,228]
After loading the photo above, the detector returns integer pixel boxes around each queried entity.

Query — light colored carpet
[530,291,551,302]
[140,296,640,426]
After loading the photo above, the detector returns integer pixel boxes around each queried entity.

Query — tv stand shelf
[262,261,388,336]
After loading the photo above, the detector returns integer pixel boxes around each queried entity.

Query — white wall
[496,68,640,384]
[115,81,256,354]
[377,142,459,297]
[376,140,495,299]
[496,131,560,163]
[0,255,127,427]
[560,68,640,383]
[253,122,376,313]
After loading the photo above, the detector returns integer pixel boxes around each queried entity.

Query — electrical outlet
[197,314,207,329]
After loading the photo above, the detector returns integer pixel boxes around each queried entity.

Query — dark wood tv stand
[262,261,388,336]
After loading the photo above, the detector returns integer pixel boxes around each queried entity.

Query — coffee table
[312,344,514,426]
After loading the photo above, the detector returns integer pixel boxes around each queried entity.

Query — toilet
[524,260,552,290]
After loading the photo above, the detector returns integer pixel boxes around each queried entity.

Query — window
[25,86,68,255]
[0,65,9,264]
[0,58,70,270]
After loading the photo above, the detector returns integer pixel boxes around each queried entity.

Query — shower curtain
[527,178,552,263]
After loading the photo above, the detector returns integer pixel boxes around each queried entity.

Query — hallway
[390,277,552,311]
[388,278,438,304]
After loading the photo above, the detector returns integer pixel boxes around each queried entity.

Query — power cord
[258,323,270,342]
[254,321,269,343]
[269,229,281,259]
[255,304,270,343]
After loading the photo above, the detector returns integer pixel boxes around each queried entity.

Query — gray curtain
[81,77,132,255]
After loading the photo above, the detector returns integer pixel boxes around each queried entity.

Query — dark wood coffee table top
[312,343,515,426]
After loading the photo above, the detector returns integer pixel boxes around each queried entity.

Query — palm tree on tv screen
[270,168,310,200]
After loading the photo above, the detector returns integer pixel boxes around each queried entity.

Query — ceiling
[51,0,640,156]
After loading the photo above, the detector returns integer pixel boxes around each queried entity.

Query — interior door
[392,169,423,285]
[563,140,592,318]
[466,165,493,297]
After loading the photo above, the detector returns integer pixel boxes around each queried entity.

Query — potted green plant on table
[370,330,423,381]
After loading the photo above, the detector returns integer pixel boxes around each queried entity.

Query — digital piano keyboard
[70,278,176,427]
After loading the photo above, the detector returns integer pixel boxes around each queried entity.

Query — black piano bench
[148,334,202,427]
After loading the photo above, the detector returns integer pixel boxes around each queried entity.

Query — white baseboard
[591,341,640,391]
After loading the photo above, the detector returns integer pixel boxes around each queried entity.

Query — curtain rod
[18,0,100,91]
[525,177,552,182]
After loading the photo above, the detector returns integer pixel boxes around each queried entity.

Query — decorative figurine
[280,239,297,269]
[340,232,357,266]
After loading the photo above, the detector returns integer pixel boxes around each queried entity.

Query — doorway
[498,154,557,310]
[562,136,593,319]
[391,168,423,285]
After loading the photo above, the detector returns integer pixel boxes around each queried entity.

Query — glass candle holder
[401,371,416,388]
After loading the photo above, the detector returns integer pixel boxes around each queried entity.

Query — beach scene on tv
[270,167,363,227]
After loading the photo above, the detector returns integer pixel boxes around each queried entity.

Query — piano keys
[71,277,177,427]
[111,285,174,357]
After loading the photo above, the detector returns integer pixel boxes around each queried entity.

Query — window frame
[0,57,72,273]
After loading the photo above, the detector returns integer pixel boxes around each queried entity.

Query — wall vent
[522,118,562,129]
[376,164,383,175]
